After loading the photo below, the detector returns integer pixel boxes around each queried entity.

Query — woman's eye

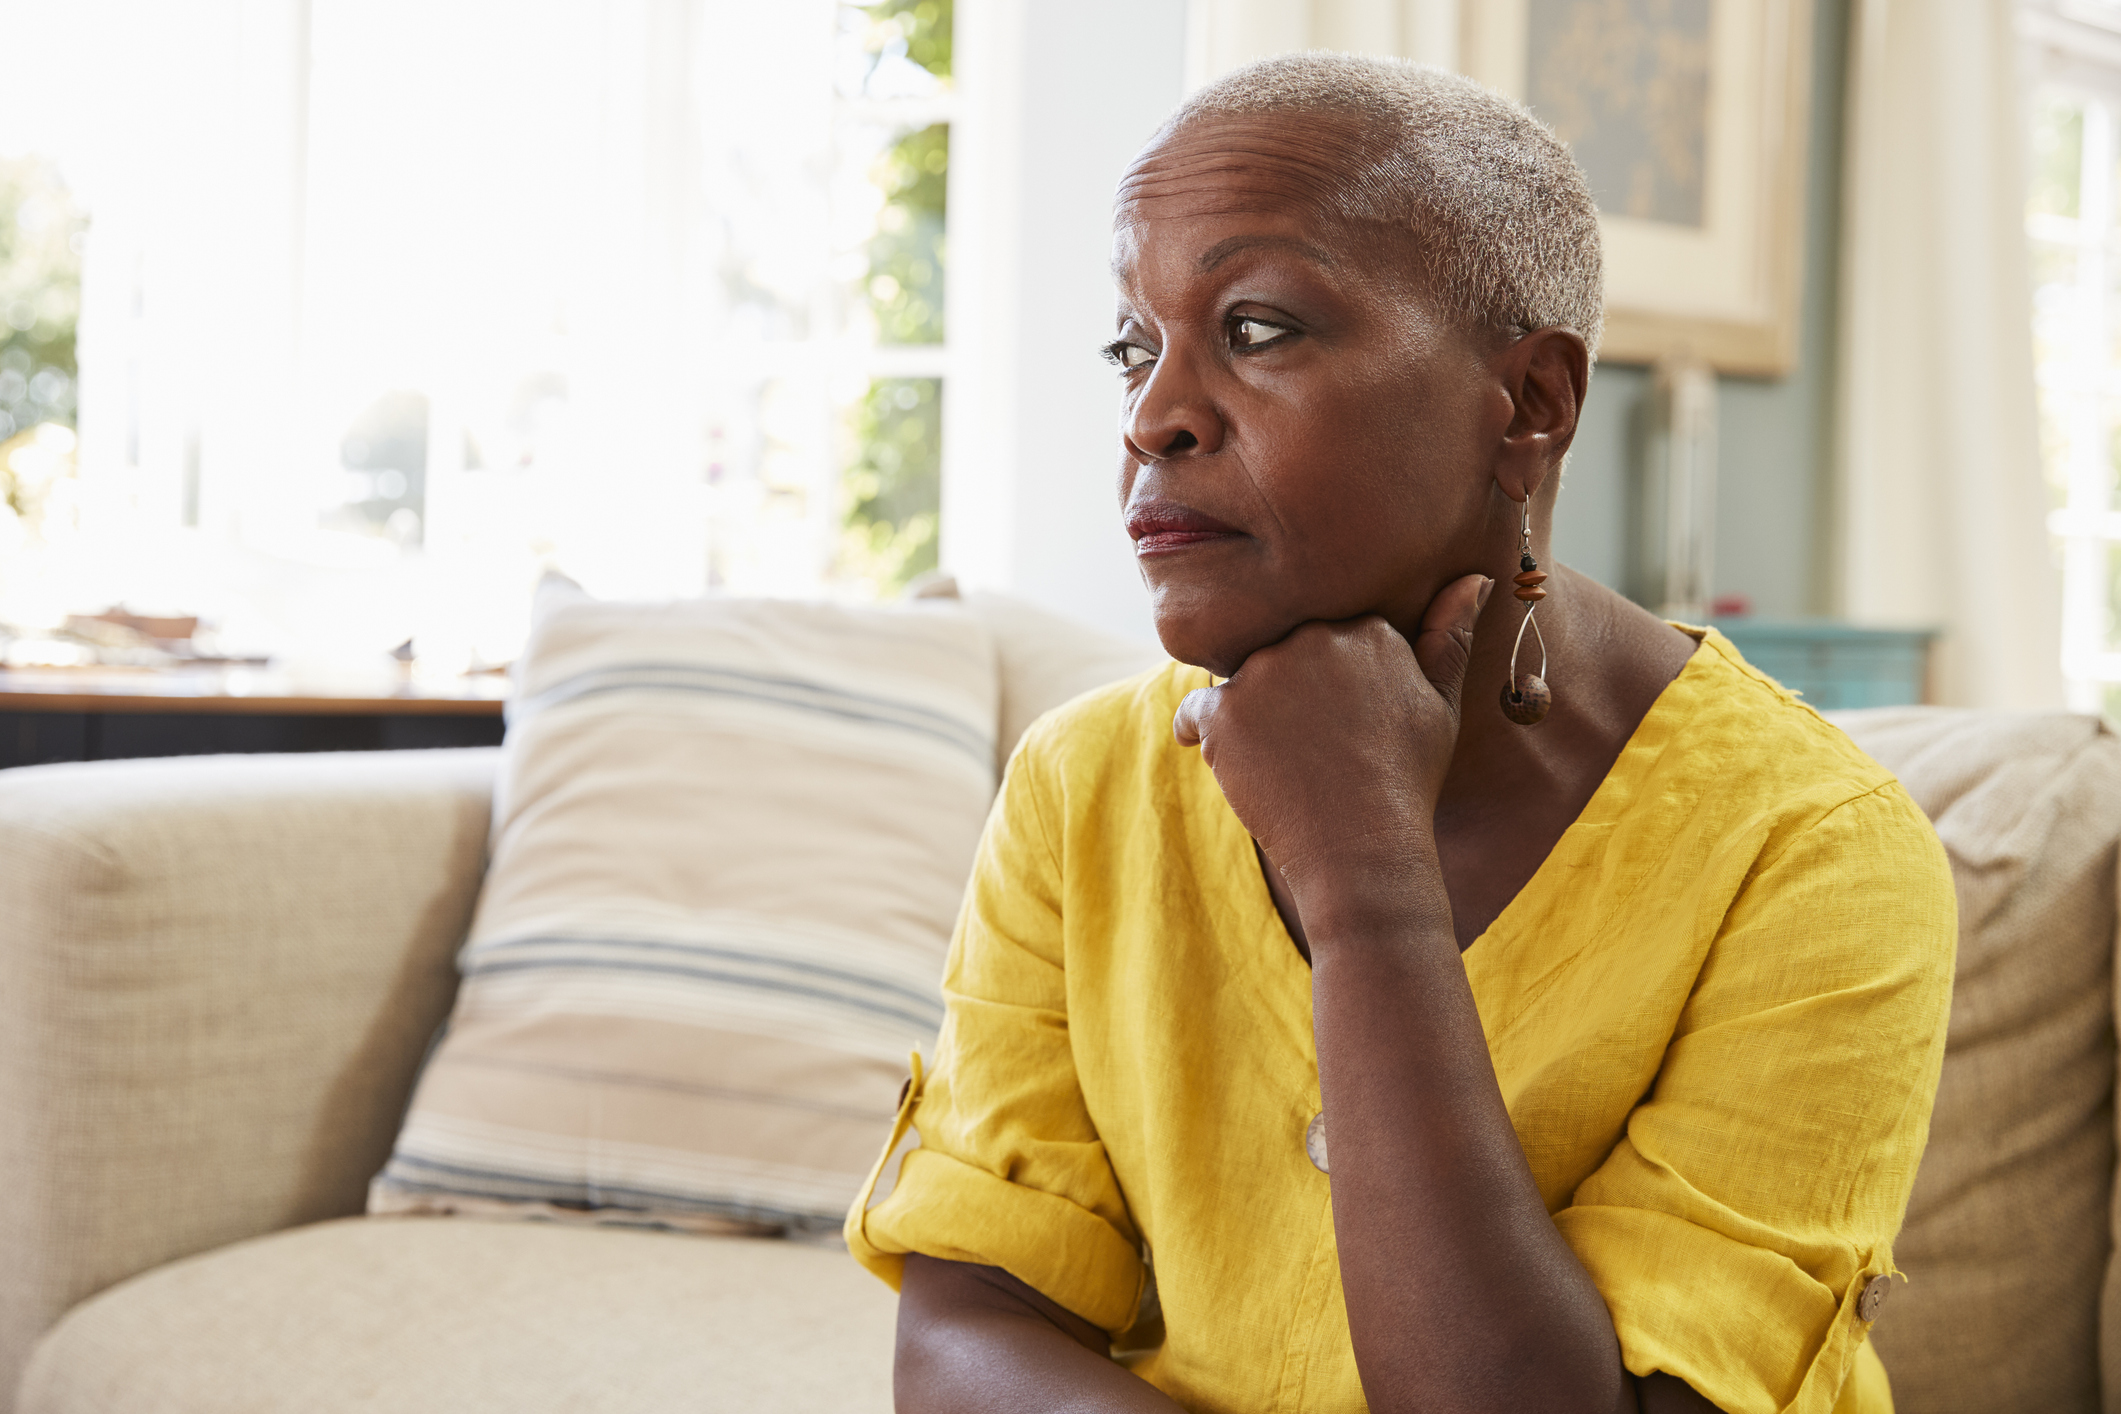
[1231,317,1291,348]
[1103,340,1155,370]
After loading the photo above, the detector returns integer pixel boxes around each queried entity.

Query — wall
[940,0,1186,645]
[1556,0,1848,617]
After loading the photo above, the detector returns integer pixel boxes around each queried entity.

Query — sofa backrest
[947,589,1167,769]
[1829,707,2121,1414]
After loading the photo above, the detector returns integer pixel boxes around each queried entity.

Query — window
[0,0,956,674]
[834,4,953,596]
[2026,0,2121,711]
[0,156,84,561]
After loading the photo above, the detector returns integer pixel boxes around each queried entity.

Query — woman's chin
[1150,598,1288,679]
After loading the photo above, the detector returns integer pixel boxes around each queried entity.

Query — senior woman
[846,53,1954,1414]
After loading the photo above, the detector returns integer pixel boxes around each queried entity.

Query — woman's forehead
[1111,115,1425,298]
[1116,113,1371,226]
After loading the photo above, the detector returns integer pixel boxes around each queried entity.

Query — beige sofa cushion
[0,748,496,1411]
[373,589,1000,1234]
[958,590,1166,774]
[16,1218,894,1413]
[1828,708,2120,1414]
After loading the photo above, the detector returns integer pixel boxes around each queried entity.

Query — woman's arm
[895,1254,1184,1413]
[898,1257,1714,1414]
[1175,580,1647,1414]
[1304,846,1636,1414]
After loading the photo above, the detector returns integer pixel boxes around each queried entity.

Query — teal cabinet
[1710,620,1937,710]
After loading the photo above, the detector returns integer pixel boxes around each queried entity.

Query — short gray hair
[1156,52,1604,360]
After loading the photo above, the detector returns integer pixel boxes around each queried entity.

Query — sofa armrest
[0,748,496,1400]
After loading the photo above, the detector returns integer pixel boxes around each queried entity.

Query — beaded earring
[1500,497,1552,726]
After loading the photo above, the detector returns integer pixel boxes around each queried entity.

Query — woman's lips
[1136,530,1231,554]
[1127,503,1242,556]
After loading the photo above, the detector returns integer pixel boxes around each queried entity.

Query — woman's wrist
[1279,829,1453,952]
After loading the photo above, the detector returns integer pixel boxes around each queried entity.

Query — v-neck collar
[1468,625,1713,963]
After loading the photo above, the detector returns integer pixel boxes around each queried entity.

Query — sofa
[2,606,2118,1411]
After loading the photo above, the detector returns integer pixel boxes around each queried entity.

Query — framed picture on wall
[1460,0,1815,376]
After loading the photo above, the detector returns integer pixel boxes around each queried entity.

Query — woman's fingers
[1409,574,1493,715]
[1173,685,1219,748]
[1170,601,1476,870]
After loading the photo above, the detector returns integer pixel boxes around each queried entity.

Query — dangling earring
[1500,497,1551,726]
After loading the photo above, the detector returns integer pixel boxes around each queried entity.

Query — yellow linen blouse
[847,628,1956,1414]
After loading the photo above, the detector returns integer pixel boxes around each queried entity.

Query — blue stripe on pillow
[467,934,947,1019]
[517,661,993,765]
[461,957,944,1033]
[375,1153,843,1229]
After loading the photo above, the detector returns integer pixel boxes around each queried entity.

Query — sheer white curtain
[1835,0,2063,708]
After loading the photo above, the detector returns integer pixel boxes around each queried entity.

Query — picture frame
[1459,0,1815,376]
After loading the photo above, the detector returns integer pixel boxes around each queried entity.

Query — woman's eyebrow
[1197,234,1338,272]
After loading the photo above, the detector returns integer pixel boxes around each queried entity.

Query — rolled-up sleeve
[845,735,1146,1334]
[1553,783,1957,1414]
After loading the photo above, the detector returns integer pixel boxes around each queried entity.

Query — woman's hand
[1171,573,1492,909]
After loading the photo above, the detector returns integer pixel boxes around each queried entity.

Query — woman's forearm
[894,1255,1184,1414]
[1299,842,1635,1414]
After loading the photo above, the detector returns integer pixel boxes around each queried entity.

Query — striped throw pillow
[370,588,997,1235]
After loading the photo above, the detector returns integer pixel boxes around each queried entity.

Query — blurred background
[0,0,984,686]
[0,0,2109,723]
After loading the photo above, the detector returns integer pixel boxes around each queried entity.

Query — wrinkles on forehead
[1115,116,1376,227]
[1111,114,1437,310]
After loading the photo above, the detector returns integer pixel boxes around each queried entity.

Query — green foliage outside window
[0,158,85,528]
[0,159,83,438]
[840,0,953,595]
[882,0,950,79]
[868,123,948,347]
[847,0,951,89]
[842,377,942,592]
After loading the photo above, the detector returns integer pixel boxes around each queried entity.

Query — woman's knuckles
[1179,616,1460,835]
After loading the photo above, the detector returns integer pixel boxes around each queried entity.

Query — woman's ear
[1492,327,1590,505]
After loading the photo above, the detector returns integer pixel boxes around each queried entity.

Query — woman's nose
[1122,355,1225,462]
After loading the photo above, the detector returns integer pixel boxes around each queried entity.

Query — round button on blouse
[1857,1275,1892,1323]
[1305,1112,1329,1173]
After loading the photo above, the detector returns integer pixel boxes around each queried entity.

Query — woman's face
[1111,114,1517,676]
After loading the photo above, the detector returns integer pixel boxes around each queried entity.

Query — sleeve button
[1857,1275,1892,1323]
[1304,1113,1329,1173]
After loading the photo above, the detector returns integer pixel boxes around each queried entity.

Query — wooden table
[0,666,508,769]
